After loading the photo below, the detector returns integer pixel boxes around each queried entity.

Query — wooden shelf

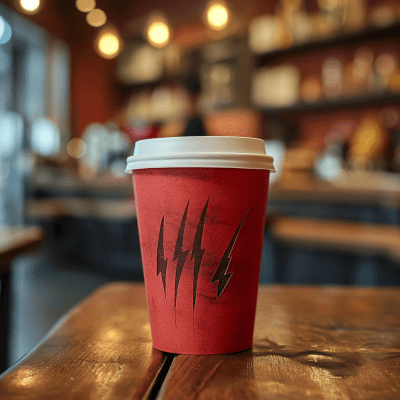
[118,75,184,91]
[254,21,400,63]
[257,91,400,114]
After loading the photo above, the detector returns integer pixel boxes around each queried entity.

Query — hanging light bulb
[76,0,96,13]
[146,15,170,48]
[95,25,122,59]
[98,32,119,57]
[86,8,107,27]
[18,0,41,14]
[205,1,230,31]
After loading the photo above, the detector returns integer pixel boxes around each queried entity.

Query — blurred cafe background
[1,0,400,366]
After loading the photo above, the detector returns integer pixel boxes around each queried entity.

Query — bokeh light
[147,20,170,48]
[76,0,96,13]
[0,19,12,44]
[67,138,87,159]
[31,118,60,156]
[206,2,229,30]
[351,117,383,162]
[375,53,397,77]
[97,31,120,58]
[86,8,107,27]
[0,16,5,40]
[315,153,343,181]
[0,113,23,157]
[19,0,40,14]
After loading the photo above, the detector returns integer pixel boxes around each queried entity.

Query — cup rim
[125,136,275,173]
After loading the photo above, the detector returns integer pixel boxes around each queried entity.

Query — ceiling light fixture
[86,8,107,27]
[19,0,41,14]
[205,1,230,31]
[95,25,122,59]
[146,15,170,48]
[76,0,96,13]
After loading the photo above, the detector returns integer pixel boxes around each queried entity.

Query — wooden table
[0,226,44,373]
[0,283,399,399]
[270,217,400,263]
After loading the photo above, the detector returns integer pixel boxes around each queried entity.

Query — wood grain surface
[0,283,166,400]
[1,284,399,399]
[161,286,400,400]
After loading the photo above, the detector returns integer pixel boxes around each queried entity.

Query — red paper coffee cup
[126,137,275,354]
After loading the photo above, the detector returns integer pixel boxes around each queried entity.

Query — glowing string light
[147,20,170,48]
[206,2,229,30]
[20,0,40,14]
[76,0,96,13]
[86,8,107,27]
[97,30,121,59]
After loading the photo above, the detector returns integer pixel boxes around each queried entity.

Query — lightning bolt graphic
[212,209,248,298]
[174,201,190,319]
[191,199,209,321]
[157,216,168,299]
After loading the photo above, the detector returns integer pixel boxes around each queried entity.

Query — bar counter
[24,171,400,284]
[27,170,400,211]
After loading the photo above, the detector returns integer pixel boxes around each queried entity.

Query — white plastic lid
[125,136,275,172]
